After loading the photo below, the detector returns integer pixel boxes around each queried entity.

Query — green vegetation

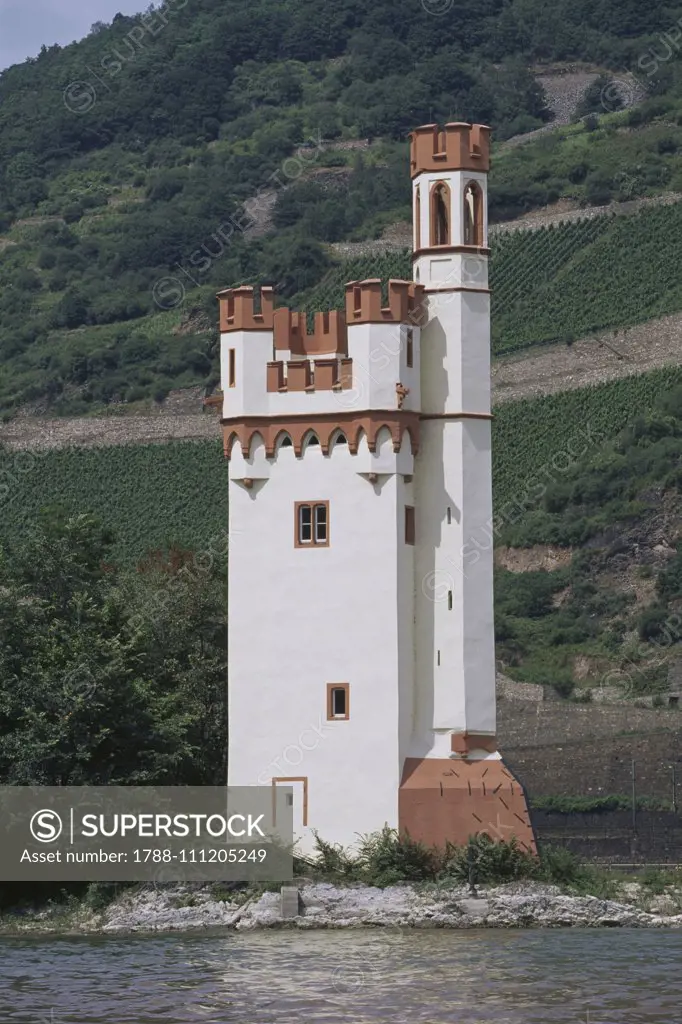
[0,440,226,565]
[312,827,539,887]
[3,0,682,411]
[533,795,673,814]
[298,201,682,359]
[0,511,227,787]
[0,508,227,910]
[0,0,551,415]
[307,828,635,897]
[493,379,682,694]
[492,367,682,510]
[493,202,682,352]
[499,382,682,548]
[2,368,682,697]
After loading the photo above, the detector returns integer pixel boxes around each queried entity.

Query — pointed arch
[301,429,321,454]
[463,180,484,247]
[353,426,369,457]
[224,431,241,459]
[247,431,265,460]
[430,181,451,247]
[374,425,393,454]
[273,429,294,455]
[329,429,348,451]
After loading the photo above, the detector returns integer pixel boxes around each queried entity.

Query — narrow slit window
[228,349,236,388]
[353,286,362,313]
[447,507,452,524]
[405,505,415,545]
[296,501,329,547]
[406,329,414,368]
[463,182,483,247]
[448,590,453,610]
[414,187,421,250]
[327,683,350,720]
[437,650,441,666]
[431,182,450,246]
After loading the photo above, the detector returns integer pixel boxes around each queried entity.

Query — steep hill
[3,0,682,414]
[4,367,682,710]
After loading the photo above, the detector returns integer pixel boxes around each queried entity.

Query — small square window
[327,683,350,720]
[296,502,329,547]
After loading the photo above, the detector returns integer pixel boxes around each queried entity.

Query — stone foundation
[399,756,536,853]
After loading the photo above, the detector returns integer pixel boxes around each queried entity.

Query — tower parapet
[217,285,275,332]
[214,281,422,430]
[409,122,491,177]
[274,308,347,355]
[345,279,426,326]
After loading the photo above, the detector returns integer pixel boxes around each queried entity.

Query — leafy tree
[0,512,227,787]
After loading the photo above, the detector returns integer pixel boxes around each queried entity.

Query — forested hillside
[3,0,682,414]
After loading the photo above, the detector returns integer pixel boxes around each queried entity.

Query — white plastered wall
[227,430,414,854]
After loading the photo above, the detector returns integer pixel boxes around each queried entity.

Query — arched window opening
[431,183,450,246]
[463,182,483,247]
[332,431,348,447]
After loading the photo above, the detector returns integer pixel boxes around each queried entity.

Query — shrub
[441,834,538,884]
[637,604,668,641]
[358,826,439,886]
[539,846,585,886]
[311,832,361,881]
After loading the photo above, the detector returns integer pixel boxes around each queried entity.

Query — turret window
[295,501,329,547]
[431,182,450,247]
[463,182,483,247]
[327,683,350,720]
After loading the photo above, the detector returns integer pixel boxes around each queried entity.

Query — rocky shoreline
[3,880,682,936]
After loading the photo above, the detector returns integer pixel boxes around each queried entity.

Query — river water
[1,929,680,1023]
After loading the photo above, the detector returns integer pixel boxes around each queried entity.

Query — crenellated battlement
[345,279,426,326]
[217,286,275,332]
[409,122,491,178]
[266,357,353,393]
[274,308,347,355]
[266,357,354,394]
[217,279,423,420]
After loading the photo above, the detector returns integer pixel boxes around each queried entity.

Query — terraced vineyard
[493,202,682,354]
[492,366,682,510]
[0,440,227,566]
[489,216,612,329]
[299,200,682,357]
[3,367,682,564]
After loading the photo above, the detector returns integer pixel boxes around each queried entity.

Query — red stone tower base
[399,756,536,854]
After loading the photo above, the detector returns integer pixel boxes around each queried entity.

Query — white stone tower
[216,123,535,857]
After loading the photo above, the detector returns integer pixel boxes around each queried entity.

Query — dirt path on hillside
[0,413,219,451]
[2,312,682,450]
[492,312,682,404]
